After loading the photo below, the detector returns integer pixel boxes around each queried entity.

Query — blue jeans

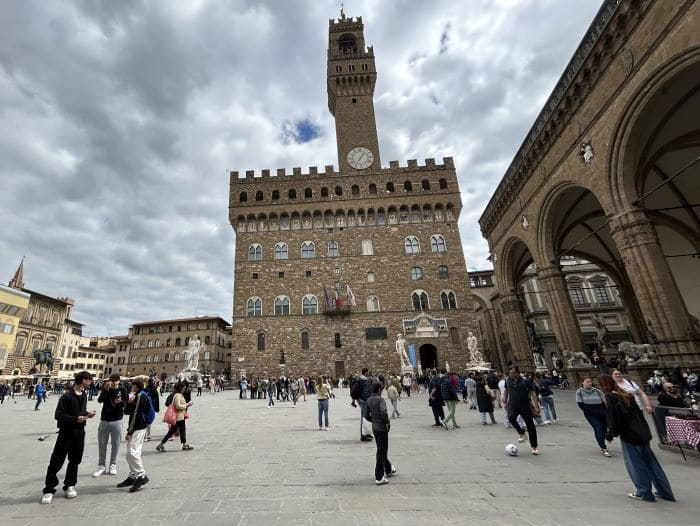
[540,396,557,421]
[620,440,675,501]
[318,399,329,428]
[584,413,606,449]
[358,399,367,437]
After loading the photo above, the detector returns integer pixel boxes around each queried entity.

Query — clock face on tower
[347,146,374,169]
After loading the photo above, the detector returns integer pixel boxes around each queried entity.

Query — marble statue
[186,334,202,371]
[533,352,546,369]
[467,331,483,363]
[395,334,410,367]
[594,316,610,352]
[562,349,592,368]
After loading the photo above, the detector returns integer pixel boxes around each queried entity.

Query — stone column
[536,265,587,354]
[499,293,532,369]
[609,208,698,365]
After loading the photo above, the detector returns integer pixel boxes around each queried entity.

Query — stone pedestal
[178,369,203,384]
[567,365,594,387]
[401,365,415,375]
[625,360,659,388]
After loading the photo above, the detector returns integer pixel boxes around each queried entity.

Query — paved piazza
[1,387,697,525]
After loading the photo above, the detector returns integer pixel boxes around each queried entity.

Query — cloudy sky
[0,0,602,336]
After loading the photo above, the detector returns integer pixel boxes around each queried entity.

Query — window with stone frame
[174,352,180,361]
[304,187,312,198]
[591,281,611,305]
[146,355,152,363]
[204,351,210,360]
[404,235,420,254]
[175,337,181,346]
[411,266,423,280]
[321,187,329,197]
[301,241,316,259]
[437,265,449,279]
[367,295,380,312]
[153,354,160,363]
[272,189,280,200]
[367,271,375,283]
[302,295,318,315]
[247,297,262,317]
[275,296,290,315]
[430,234,447,252]
[439,178,448,189]
[568,284,587,306]
[411,290,429,310]
[328,241,339,257]
[335,185,343,196]
[422,179,431,190]
[248,243,262,261]
[440,290,457,309]
[301,330,310,350]
[334,332,342,348]
[351,185,360,196]
[274,242,288,260]
[255,190,263,201]
[386,182,395,193]
[404,180,413,192]
[239,191,247,202]
[257,333,265,351]
[369,184,377,194]
[362,239,374,255]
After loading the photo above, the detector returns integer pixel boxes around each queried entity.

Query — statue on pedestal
[467,331,483,364]
[395,334,410,368]
[185,335,202,371]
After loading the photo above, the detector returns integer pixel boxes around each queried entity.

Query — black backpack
[350,379,364,400]
[486,373,499,390]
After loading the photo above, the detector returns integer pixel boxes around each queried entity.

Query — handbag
[530,397,541,417]
[162,403,177,426]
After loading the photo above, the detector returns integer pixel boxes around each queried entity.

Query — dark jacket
[146,384,160,412]
[606,392,652,445]
[55,389,88,432]
[98,387,126,421]
[124,392,149,434]
[476,379,494,413]
[364,394,390,433]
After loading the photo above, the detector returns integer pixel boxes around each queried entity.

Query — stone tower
[327,13,381,173]
[228,11,478,380]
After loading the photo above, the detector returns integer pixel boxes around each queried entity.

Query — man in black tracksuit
[41,371,96,504]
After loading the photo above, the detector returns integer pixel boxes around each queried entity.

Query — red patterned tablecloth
[665,416,700,449]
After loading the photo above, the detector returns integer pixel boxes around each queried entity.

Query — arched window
[272,189,280,200]
[438,265,449,279]
[386,182,395,193]
[335,332,342,348]
[247,297,262,317]
[404,236,420,254]
[302,295,318,315]
[153,354,160,362]
[274,296,290,315]
[288,189,297,199]
[155,340,161,348]
[328,241,339,257]
[165,352,170,362]
[335,185,343,196]
[411,267,423,280]
[362,239,373,255]
[404,180,413,192]
[255,190,263,201]
[440,290,457,309]
[367,295,380,312]
[411,290,429,310]
[369,184,377,194]
[239,192,247,202]
[367,271,375,283]
[146,355,152,363]
[421,179,431,190]
[304,187,312,198]
[175,337,181,346]
[351,184,360,196]
[321,187,329,197]
[166,338,171,347]
[274,242,288,260]
[248,243,262,261]
[301,241,315,259]
[439,178,448,189]
[174,352,180,361]
[431,234,447,253]
[301,330,310,350]
[257,333,265,351]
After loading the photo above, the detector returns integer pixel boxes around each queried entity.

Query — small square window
[352,97,357,103]
[252,273,259,280]
[305,270,312,277]
[334,267,341,275]
[278,272,284,278]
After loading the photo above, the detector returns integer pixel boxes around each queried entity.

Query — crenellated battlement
[329,16,363,27]
[230,157,455,183]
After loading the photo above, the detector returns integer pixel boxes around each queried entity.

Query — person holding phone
[41,371,96,504]
[93,374,126,478]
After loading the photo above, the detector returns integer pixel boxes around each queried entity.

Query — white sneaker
[108,464,117,476]
[64,486,77,499]
[543,420,551,425]
[92,466,106,478]
[375,477,389,485]
[41,493,53,504]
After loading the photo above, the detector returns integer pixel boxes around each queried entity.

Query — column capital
[608,207,658,251]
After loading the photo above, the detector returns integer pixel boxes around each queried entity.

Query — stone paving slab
[0,388,697,525]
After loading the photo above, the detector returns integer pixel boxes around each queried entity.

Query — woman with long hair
[156,382,193,452]
[611,369,652,414]
[575,377,611,457]
[598,374,674,502]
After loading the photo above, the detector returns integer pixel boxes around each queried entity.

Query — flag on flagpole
[346,283,356,306]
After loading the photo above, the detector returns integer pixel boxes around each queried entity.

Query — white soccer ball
[505,443,518,456]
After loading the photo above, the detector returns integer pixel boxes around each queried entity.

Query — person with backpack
[156,382,193,453]
[351,368,373,441]
[440,370,460,429]
[119,378,154,492]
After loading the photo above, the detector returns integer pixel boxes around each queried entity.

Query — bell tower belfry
[327,10,381,174]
